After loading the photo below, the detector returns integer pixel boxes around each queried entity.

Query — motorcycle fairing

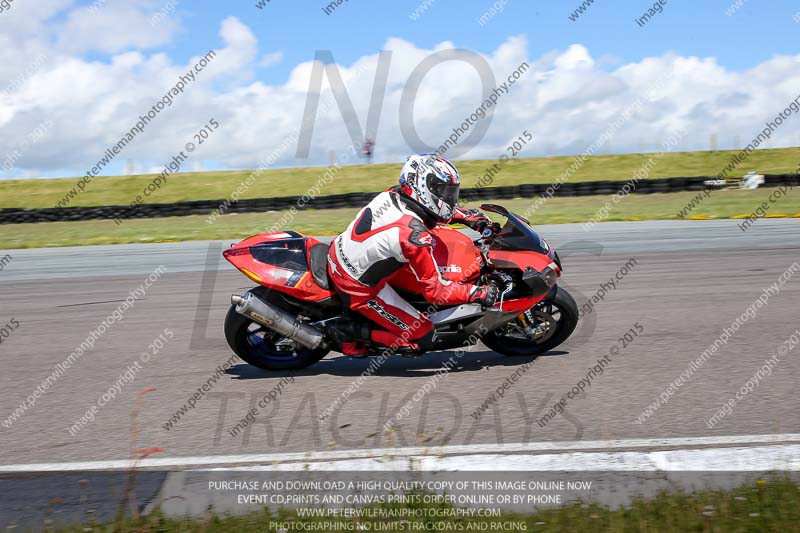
[223,232,335,302]
[390,223,558,314]
[430,226,483,282]
[428,303,484,325]
[224,206,559,328]
[385,225,482,290]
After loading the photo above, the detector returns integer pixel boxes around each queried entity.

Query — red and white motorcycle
[223,204,578,370]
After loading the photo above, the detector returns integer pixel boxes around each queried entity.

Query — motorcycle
[223,204,579,370]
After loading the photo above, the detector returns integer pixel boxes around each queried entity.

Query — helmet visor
[428,175,461,220]
[429,177,460,212]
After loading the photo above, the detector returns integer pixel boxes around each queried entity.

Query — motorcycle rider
[327,154,499,356]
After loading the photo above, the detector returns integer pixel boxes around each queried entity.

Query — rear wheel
[224,287,329,371]
[481,286,579,356]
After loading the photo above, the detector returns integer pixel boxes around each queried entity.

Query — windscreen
[489,211,551,255]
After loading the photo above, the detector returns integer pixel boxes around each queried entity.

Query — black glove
[469,283,499,307]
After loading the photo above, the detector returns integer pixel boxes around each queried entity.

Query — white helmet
[398,155,461,222]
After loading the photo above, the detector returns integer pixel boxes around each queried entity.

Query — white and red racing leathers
[327,188,482,348]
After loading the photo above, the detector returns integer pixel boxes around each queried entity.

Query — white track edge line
[198,444,800,472]
[2,433,799,473]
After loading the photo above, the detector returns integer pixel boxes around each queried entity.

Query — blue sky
[150,0,800,82]
[2,0,800,179]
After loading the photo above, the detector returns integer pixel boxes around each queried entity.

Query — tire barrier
[1,174,796,225]
[763,173,800,187]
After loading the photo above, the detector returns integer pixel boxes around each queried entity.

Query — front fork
[514,285,559,339]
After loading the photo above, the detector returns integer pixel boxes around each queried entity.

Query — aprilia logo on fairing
[438,265,462,274]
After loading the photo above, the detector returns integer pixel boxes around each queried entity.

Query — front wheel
[224,287,330,371]
[481,286,579,356]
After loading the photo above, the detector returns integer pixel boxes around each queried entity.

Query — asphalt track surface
[1,219,799,468]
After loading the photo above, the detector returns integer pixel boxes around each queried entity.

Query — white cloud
[260,51,284,68]
[0,0,73,37]
[2,7,800,180]
[58,0,181,54]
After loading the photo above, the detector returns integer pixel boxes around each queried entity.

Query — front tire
[481,286,579,356]
[224,287,329,371]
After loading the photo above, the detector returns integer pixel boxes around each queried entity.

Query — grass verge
[2,147,798,209]
[52,477,800,532]
[1,188,798,249]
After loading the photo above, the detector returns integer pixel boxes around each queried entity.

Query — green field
[1,188,798,249]
[2,147,799,209]
[50,477,800,533]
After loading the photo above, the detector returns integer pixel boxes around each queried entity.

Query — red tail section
[223,232,334,302]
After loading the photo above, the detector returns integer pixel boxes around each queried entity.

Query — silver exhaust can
[231,291,324,350]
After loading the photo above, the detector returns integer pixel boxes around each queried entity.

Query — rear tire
[224,287,329,371]
[481,286,579,356]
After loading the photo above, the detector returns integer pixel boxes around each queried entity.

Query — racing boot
[369,329,419,355]
[340,341,368,357]
[326,319,372,358]
[368,328,439,357]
